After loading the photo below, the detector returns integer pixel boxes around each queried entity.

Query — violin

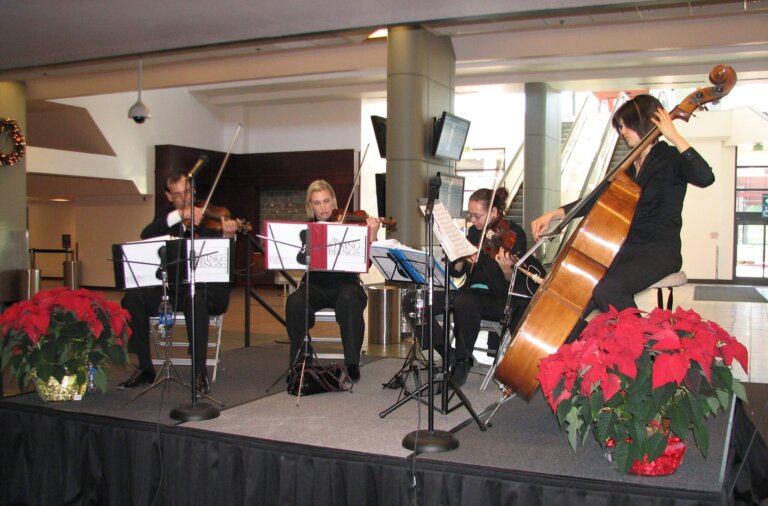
[184,203,253,234]
[328,209,397,229]
[481,217,518,258]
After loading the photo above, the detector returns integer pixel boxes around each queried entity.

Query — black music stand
[370,244,442,395]
[111,237,224,410]
[170,169,220,422]
[261,221,368,401]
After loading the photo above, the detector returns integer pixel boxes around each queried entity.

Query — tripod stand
[125,270,221,407]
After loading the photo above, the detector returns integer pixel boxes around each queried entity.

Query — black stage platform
[1,344,766,505]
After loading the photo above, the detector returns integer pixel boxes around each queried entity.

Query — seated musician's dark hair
[470,187,509,212]
[160,168,189,192]
[611,94,664,139]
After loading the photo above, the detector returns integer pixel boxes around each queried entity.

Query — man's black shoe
[451,358,473,387]
[195,373,210,394]
[118,367,156,389]
[346,364,361,383]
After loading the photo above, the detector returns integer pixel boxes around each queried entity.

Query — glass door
[734,147,768,284]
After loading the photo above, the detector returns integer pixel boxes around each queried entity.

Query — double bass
[493,65,737,400]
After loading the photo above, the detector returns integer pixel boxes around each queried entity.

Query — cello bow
[493,65,737,401]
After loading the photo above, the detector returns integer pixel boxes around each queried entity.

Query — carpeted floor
[694,285,766,303]
[5,343,310,424]
[3,344,766,496]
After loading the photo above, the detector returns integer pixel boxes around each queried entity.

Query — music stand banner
[263,221,369,273]
[113,237,233,289]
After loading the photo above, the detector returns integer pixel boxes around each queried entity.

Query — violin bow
[339,143,369,223]
[199,123,243,216]
[471,164,505,272]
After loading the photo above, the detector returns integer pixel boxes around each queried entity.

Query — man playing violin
[285,179,380,382]
[531,94,715,339]
[406,187,544,386]
[118,168,239,394]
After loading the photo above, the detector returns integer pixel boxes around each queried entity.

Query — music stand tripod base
[170,402,220,422]
[402,429,459,453]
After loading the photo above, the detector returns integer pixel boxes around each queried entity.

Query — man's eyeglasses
[169,187,191,201]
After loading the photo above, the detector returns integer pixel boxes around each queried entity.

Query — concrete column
[386,26,455,248]
[523,82,560,257]
[0,82,29,301]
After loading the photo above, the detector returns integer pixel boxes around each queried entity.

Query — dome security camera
[128,100,151,124]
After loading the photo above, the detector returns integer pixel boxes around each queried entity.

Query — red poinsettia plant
[0,287,131,393]
[537,306,748,474]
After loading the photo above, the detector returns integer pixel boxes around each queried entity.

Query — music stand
[113,241,228,407]
[369,242,448,392]
[261,220,368,401]
[170,170,219,421]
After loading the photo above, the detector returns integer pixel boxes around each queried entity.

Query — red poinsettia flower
[0,288,132,393]
[536,304,749,471]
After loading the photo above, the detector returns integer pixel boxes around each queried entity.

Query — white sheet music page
[421,201,477,262]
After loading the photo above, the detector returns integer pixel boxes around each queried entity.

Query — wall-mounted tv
[432,111,470,161]
[437,172,465,219]
[370,115,387,159]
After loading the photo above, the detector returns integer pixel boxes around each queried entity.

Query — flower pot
[628,436,687,476]
[605,435,687,476]
[33,374,87,402]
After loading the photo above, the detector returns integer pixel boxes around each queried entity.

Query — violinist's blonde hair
[305,179,337,219]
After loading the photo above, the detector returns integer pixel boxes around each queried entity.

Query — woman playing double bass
[531,94,715,335]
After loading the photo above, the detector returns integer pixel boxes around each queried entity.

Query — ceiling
[6,0,768,201]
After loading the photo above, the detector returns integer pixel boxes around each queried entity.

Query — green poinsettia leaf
[589,389,605,419]
[58,320,90,339]
[684,391,705,423]
[595,409,616,443]
[628,372,652,406]
[731,378,747,403]
[565,406,584,451]
[708,393,724,414]
[692,423,709,457]
[652,382,676,410]
[556,396,572,426]
[105,344,128,366]
[631,398,657,426]
[94,368,108,393]
[684,366,703,394]
[628,419,647,445]
[614,439,641,474]
[645,432,668,462]
[668,402,690,440]
[711,364,733,391]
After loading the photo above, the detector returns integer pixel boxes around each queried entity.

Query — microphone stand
[170,169,220,422]
[402,192,459,453]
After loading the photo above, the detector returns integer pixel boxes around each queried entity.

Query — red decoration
[0,118,26,166]
[606,435,687,476]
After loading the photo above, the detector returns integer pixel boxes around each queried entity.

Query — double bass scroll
[493,65,737,401]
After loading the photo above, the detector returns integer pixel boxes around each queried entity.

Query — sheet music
[421,201,478,262]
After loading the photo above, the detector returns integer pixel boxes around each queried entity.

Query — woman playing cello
[531,94,715,336]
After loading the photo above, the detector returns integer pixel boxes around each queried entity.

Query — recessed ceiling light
[368,28,388,39]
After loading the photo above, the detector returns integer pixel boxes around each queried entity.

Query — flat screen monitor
[432,111,470,161]
[370,115,387,159]
[437,172,465,219]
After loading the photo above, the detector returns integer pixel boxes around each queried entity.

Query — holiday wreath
[0,118,26,166]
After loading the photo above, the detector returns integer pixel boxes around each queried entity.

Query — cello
[493,64,737,400]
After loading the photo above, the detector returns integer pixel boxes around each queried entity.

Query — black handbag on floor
[287,362,352,395]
